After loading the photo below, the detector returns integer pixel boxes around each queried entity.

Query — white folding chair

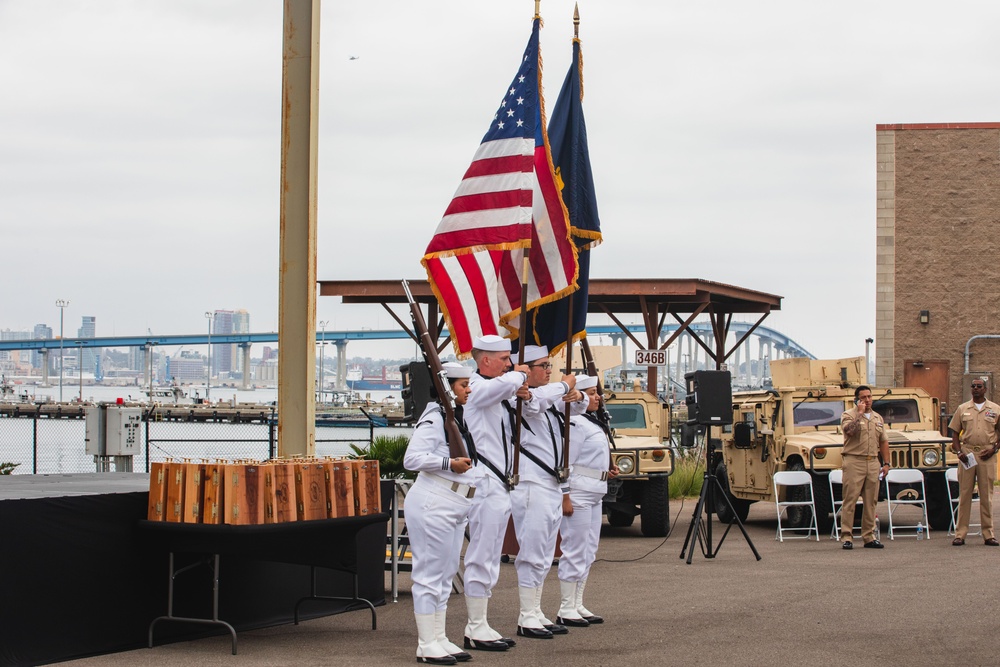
[828,469,864,540]
[946,467,981,537]
[885,468,930,540]
[773,470,819,541]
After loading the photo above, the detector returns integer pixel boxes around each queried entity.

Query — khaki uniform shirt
[948,400,1000,449]
[841,406,886,456]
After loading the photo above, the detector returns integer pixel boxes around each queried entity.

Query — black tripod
[679,435,761,564]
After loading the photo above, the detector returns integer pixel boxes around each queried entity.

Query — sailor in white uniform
[556,375,618,626]
[462,335,529,652]
[509,345,585,639]
[404,362,480,665]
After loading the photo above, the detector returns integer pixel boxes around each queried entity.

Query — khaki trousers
[840,455,880,543]
[956,449,997,540]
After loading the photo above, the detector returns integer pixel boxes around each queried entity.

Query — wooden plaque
[330,459,355,518]
[182,463,207,523]
[271,462,298,523]
[223,463,266,525]
[165,462,186,523]
[147,461,169,521]
[295,463,328,521]
[351,459,381,516]
[259,463,278,524]
[202,462,224,525]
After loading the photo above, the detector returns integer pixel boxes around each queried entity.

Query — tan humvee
[714,356,955,532]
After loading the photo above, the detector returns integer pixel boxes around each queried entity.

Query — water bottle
[917,522,924,540]
[874,514,881,541]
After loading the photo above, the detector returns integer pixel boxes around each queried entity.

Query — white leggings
[557,490,603,582]
[406,475,472,614]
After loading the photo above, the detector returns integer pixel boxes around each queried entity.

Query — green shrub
[349,435,415,480]
[668,451,705,499]
[0,462,19,475]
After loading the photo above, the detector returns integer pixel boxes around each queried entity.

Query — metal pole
[78,342,83,402]
[865,337,874,385]
[56,299,69,402]
[319,320,327,403]
[205,312,212,402]
[277,0,320,459]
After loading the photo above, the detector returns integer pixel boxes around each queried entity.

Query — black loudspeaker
[400,362,434,421]
[685,370,733,425]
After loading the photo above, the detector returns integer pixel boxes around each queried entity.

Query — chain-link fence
[0,410,410,475]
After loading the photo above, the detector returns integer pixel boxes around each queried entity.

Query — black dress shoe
[556,616,590,628]
[863,539,884,549]
[464,637,509,652]
[516,625,553,639]
[581,614,603,624]
[842,541,853,550]
[544,623,568,635]
[449,650,473,662]
[500,637,516,648]
[417,655,458,665]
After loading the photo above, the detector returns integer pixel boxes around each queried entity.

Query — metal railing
[0,408,408,475]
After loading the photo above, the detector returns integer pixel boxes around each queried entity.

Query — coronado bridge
[0,323,813,390]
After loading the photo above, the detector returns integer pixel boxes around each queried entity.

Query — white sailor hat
[576,375,598,390]
[512,345,548,365]
[472,334,511,352]
[442,362,472,379]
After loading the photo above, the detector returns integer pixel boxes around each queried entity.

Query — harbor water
[0,384,412,475]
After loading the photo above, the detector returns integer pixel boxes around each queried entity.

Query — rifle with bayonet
[581,337,616,450]
[401,280,468,459]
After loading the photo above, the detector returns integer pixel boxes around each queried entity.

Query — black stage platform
[0,473,391,666]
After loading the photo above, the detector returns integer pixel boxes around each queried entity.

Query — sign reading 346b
[635,349,666,366]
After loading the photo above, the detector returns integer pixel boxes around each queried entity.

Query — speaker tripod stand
[679,438,762,564]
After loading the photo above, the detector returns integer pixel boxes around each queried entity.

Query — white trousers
[406,474,473,614]
[510,480,562,587]
[464,473,512,598]
[557,489,603,582]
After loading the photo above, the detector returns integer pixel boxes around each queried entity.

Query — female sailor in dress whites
[556,375,618,627]
[404,362,481,665]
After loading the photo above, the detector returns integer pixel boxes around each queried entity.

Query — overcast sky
[2,0,998,361]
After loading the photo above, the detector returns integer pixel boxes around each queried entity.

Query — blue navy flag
[530,36,602,355]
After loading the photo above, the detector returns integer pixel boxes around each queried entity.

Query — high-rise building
[32,324,52,369]
[211,310,234,377]
[231,309,250,376]
[78,316,96,376]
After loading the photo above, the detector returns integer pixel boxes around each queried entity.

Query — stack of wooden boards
[147,458,381,525]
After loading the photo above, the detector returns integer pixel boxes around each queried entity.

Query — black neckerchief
[583,411,615,449]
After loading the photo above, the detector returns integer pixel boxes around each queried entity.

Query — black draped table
[0,474,391,665]
[140,513,390,654]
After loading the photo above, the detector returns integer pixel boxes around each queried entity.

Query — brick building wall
[875,123,1000,409]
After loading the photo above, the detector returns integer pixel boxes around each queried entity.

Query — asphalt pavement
[63,493,1000,667]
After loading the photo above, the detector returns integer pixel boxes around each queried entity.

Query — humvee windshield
[872,398,920,424]
[793,401,844,428]
[606,403,647,429]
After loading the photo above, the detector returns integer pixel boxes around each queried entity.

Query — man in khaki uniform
[839,385,890,549]
[948,377,1000,546]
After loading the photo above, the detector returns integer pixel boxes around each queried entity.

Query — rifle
[401,280,468,460]
[581,337,616,451]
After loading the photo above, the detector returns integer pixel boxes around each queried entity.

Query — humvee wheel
[714,463,751,524]
[608,509,635,527]
[783,461,813,529]
[640,476,670,537]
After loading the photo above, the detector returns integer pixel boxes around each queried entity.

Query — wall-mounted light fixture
[919,310,930,325]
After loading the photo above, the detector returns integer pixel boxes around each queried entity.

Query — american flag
[422,17,578,357]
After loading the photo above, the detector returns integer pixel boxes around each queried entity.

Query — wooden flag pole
[559,293,574,482]
[512,249,531,484]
